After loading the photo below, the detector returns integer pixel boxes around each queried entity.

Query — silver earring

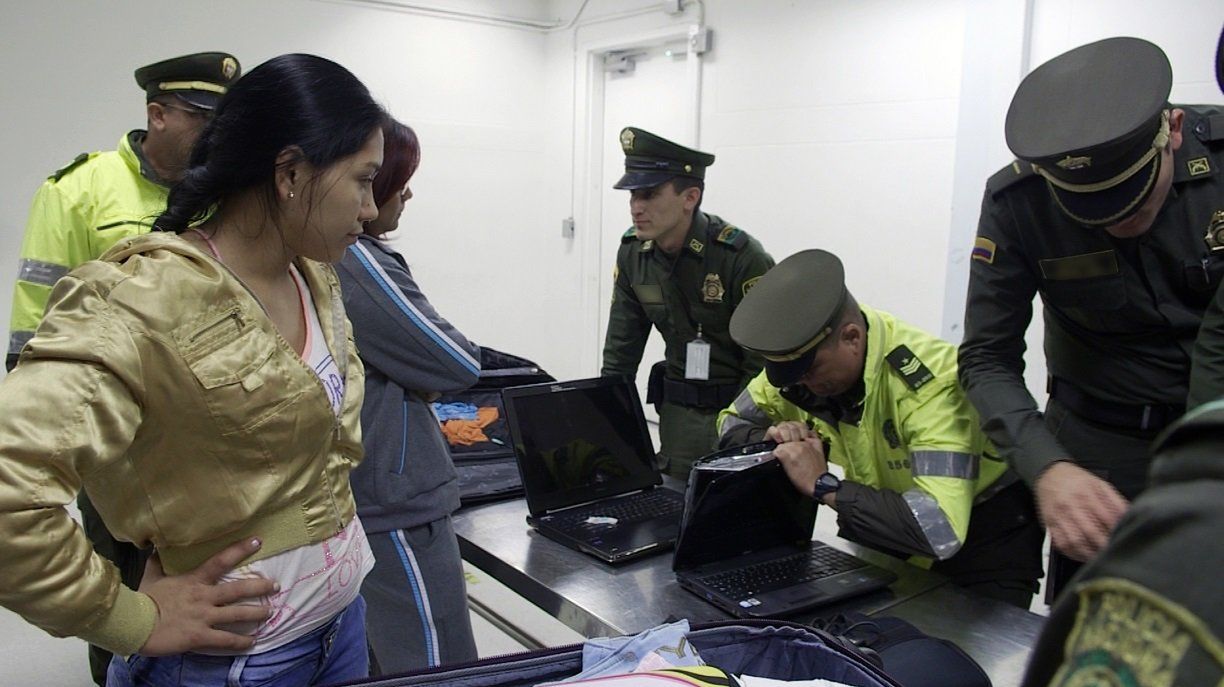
[288,191,295,199]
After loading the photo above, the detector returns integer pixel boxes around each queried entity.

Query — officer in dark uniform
[958,36,1224,603]
[1019,28,1224,687]
[602,127,774,479]
[1189,29,1224,409]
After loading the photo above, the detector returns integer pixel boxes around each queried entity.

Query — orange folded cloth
[441,406,499,446]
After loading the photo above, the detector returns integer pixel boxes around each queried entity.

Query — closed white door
[597,43,692,422]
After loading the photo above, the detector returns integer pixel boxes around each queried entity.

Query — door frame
[574,24,705,375]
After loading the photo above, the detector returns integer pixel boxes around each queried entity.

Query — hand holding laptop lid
[770,437,829,501]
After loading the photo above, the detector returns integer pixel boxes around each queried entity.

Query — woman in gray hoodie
[337,119,481,674]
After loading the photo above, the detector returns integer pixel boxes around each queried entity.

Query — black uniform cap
[729,250,847,387]
[613,127,715,190]
[134,52,242,110]
[1005,37,1172,227]
[1217,26,1224,94]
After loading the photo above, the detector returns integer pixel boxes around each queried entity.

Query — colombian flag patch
[972,237,996,264]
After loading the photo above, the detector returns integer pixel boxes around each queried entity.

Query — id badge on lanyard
[685,325,710,381]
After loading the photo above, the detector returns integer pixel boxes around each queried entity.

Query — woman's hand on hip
[137,537,279,656]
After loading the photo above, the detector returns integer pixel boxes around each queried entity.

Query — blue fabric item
[105,596,369,687]
[432,402,480,421]
[550,620,703,683]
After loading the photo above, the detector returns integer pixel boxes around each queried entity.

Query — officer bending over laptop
[717,250,1043,608]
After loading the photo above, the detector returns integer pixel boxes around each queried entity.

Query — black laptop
[673,442,897,618]
[502,376,684,564]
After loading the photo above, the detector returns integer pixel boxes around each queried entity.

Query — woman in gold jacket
[0,54,386,685]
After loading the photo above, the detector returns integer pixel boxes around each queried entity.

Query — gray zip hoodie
[336,235,480,533]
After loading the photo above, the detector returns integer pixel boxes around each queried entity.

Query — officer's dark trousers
[930,481,1045,609]
[657,402,720,479]
[79,492,149,687]
[1042,399,1158,604]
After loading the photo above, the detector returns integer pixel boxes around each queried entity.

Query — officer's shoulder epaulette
[713,223,748,250]
[1154,398,1224,453]
[1188,106,1224,144]
[49,152,95,183]
[884,344,935,391]
[986,160,1035,198]
[621,227,638,244]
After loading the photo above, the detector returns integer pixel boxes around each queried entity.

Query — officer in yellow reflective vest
[7,52,241,372]
[718,250,1043,608]
[5,52,240,687]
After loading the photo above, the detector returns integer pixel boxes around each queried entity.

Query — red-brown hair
[372,118,421,208]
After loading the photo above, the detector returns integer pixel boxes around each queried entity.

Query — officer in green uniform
[1020,28,1224,687]
[601,127,774,479]
[6,51,240,686]
[958,37,1224,603]
[720,250,1042,608]
[7,51,241,372]
[1189,29,1224,409]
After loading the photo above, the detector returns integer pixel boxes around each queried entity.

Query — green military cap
[729,249,847,387]
[134,52,241,110]
[613,127,715,190]
[1005,37,1172,227]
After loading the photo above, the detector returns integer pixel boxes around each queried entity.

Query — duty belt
[1048,377,1184,433]
[662,377,742,410]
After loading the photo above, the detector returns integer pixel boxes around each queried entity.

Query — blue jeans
[107,595,368,686]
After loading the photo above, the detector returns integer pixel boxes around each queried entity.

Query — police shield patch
[1052,579,1224,687]
[881,419,900,449]
[701,274,725,303]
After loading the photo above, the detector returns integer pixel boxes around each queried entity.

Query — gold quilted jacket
[0,232,365,655]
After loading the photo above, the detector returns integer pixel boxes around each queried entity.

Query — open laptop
[673,443,897,618]
[502,376,684,564]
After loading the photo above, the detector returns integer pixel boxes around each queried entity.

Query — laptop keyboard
[698,546,869,598]
[551,490,682,528]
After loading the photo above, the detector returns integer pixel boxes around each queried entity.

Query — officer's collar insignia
[885,345,934,390]
[689,238,705,254]
[222,57,239,80]
[1056,155,1092,170]
[741,275,761,297]
[701,274,725,303]
[1205,210,1224,252]
[641,239,654,251]
[1187,157,1211,176]
[620,129,635,152]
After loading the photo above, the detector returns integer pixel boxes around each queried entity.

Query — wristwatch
[812,472,841,501]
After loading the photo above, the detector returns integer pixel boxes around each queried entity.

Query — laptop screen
[672,457,817,572]
[502,376,661,516]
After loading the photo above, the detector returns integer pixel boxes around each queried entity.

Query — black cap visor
[173,90,222,110]
[614,170,676,190]
[765,348,817,388]
[1047,152,1160,227]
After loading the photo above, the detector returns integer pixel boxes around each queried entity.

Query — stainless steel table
[454,497,1044,686]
